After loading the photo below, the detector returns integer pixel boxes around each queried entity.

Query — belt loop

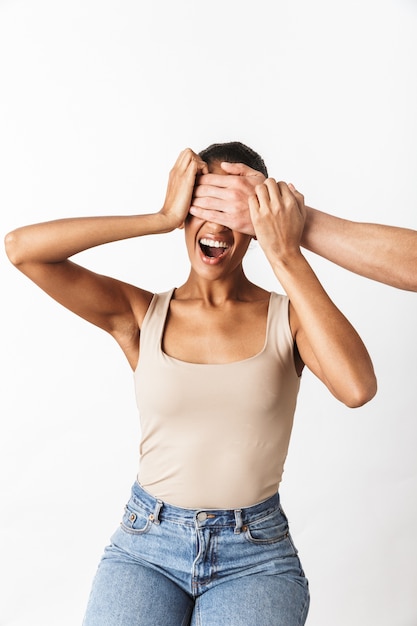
[234,509,243,534]
[150,499,163,525]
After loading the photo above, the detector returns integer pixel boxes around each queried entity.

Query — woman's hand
[249,179,306,262]
[249,179,377,408]
[159,148,208,230]
[190,162,265,235]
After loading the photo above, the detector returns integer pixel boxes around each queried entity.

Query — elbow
[343,376,378,408]
[403,276,417,293]
[4,230,24,266]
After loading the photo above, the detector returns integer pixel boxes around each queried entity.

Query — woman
[5,142,377,625]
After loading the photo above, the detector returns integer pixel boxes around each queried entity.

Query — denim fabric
[83,482,309,625]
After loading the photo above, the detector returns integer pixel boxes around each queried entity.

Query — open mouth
[199,238,230,259]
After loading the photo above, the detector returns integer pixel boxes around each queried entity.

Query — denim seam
[243,529,290,546]
[120,520,153,536]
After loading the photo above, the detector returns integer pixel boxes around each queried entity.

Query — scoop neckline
[159,288,274,367]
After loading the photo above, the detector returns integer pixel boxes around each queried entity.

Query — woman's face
[184,161,252,280]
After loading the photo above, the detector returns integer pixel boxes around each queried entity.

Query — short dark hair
[198,141,268,177]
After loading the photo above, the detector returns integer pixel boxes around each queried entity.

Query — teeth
[199,238,229,249]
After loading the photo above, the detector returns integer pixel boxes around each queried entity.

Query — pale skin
[5,148,377,408]
[191,162,417,292]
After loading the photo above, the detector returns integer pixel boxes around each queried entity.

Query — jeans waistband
[132,481,281,530]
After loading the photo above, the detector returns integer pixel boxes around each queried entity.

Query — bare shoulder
[110,284,154,370]
[125,284,154,328]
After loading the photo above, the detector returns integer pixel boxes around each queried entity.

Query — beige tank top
[134,288,300,509]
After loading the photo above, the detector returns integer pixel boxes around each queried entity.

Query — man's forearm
[302,207,417,292]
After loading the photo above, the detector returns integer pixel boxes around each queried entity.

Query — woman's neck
[175,268,265,306]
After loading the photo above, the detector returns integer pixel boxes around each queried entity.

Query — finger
[277,181,292,198]
[248,193,260,217]
[172,150,196,180]
[254,181,272,206]
[191,194,225,211]
[264,178,280,202]
[289,185,306,220]
[196,159,209,175]
[172,149,188,171]
[284,182,305,207]
[248,192,260,209]
[196,173,236,188]
[189,154,208,172]
[278,182,305,222]
[193,183,230,201]
[220,162,260,177]
[189,206,229,225]
[176,148,207,174]
[178,148,195,168]
[288,183,305,202]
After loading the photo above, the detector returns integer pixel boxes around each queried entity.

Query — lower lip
[199,246,230,265]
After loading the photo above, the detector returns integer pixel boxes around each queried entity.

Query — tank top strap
[139,288,175,354]
[265,292,296,363]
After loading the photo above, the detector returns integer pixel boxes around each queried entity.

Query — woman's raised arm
[4,149,208,368]
[249,179,377,408]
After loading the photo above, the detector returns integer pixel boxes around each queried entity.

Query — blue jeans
[83,482,309,625]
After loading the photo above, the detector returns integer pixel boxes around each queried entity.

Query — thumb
[220,161,256,176]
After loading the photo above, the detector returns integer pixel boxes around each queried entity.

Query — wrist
[269,249,319,297]
[265,246,304,269]
[155,210,182,233]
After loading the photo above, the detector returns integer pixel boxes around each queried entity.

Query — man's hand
[190,162,265,235]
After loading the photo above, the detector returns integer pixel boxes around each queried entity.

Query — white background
[1,0,417,624]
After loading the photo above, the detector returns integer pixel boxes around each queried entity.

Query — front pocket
[121,502,153,535]
[243,508,291,545]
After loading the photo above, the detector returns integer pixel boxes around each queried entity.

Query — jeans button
[197,512,207,522]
